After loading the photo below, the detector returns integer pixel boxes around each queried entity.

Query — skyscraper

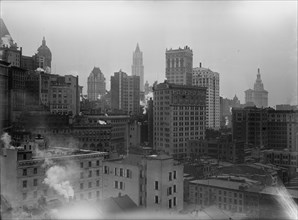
[153,81,206,160]
[111,70,140,115]
[193,63,220,129]
[87,67,106,101]
[132,43,144,92]
[36,37,52,73]
[245,68,268,108]
[165,46,193,86]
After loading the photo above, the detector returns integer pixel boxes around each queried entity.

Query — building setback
[87,67,106,101]
[132,43,144,92]
[165,46,193,86]
[193,64,220,129]
[245,68,268,108]
[153,81,206,160]
[111,70,140,115]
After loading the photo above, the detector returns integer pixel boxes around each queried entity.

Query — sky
[1,1,297,106]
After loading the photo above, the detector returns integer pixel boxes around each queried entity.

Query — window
[96,170,99,176]
[104,166,109,174]
[88,182,92,188]
[33,168,37,174]
[114,168,118,176]
[126,169,131,178]
[173,171,176,179]
[23,180,27,188]
[168,187,172,195]
[169,172,172,181]
[120,182,124,190]
[89,161,92,167]
[80,162,83,168]
[80,172,84,179]
[33,179,38,186]
[173,185,176,193]
[89,170,92,177]
[96,180,99,187]
[168,199,172,208]
[23,169,27,176]
[96,160,100,166]
[155,181,159,190]
[173,197,176,206]
[155,196,159,204]
[115,181,118,189]
[120,168,123,177]
[80,183,84,190]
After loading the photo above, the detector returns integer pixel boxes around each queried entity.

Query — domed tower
[37,37,52,73]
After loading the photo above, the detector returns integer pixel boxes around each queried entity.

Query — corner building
[153,81,207,160]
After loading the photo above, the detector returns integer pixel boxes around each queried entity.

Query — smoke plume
[1,132,15,149]
[43,165,75,200]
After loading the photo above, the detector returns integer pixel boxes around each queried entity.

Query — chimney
[199,62,202,68]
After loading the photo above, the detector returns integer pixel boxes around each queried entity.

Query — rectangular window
[33,179,38,186]
[173,171,176,179]
[173,197,176,206]
[126,169,131,178]
[114,168,118,176]
[80,172,84,179]
[120,182,124,190]
[155,181,159,190]
[80,183,84,190]
[169,172,172,181]
[89,161,92,167]
[23,169,27,176]
[155,196,159,204]
[115,181,118,189]
[96,160,100,166]
[33,167,37,174]
[168,199,172,208]
[23,180,27,188]
[120,168,123,177]
[104,166,109,174]
[96,170,99,176]
[80,162,83,168]
[173,185,176,193]
[88,182,92,188]
[89,170,92,177]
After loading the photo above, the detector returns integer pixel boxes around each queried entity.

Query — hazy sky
[1,1,297,106]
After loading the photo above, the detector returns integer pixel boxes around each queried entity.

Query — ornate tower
[37,37,52,73]
[132,43,144,92]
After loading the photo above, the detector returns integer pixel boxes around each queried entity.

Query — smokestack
[200,62,202,68]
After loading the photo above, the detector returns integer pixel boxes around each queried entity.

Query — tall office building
[165,46,193,86]
[111,70,140,115]
[132,43,144,92]
[193,64,220,129]
[153,81,206,160]
[36,37,52,73]
[87,67,106,101]
[245,68,268,108]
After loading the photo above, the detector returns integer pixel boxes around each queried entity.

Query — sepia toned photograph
[0,1,297,219]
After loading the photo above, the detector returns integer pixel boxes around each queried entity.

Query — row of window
[80,170,100,178]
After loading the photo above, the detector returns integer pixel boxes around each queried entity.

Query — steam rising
[1,132,15,149]
[275,186,298,220]
[43,165,75,200]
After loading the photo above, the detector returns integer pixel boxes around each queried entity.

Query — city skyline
[1,1,297,106]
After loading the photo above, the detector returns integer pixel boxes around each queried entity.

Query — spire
[42,36,46,46]
[257,68,261,80]
[135,43,140,52]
